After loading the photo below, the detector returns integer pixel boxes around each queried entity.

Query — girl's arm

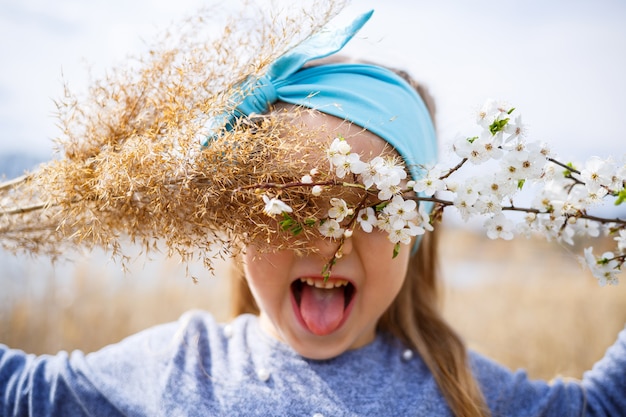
[0,347,125,416]
[581,324,626,415]
[473,325,626,416]
[0,316,188,417]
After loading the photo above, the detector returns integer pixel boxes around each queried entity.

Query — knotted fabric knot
[236,74,278,117]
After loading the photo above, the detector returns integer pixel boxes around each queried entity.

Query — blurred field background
[2,226,625,381]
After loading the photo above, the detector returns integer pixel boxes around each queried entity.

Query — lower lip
[289,282,356,336]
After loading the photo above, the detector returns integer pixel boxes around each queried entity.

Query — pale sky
[1,0,625,165]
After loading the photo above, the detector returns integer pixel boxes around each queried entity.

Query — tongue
[300,285,345,335]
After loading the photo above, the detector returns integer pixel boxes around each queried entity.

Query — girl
[1,7,625,417]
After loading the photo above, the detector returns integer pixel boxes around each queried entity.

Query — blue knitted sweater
[1,311,625,416]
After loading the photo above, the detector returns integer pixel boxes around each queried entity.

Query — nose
[312,232,354,259]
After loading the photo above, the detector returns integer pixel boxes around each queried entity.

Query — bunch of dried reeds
[0,0,349,271]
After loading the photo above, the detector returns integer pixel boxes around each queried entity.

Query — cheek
[356,229,411,288]
[354,227,396,257]
[242,246,293,301]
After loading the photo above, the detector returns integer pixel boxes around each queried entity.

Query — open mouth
[291,278,356,335]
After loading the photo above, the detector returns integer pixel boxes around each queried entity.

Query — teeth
[299,277,348,289]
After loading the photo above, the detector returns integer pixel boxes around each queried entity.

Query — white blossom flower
[360,156,385,189]
[452,195,478,221]
[388,223,424,245]
[613,158,626,189]
[583,246,597,267]
[452,177,483,218]
[500,141,546,181]
[327,137,351,168]
[532,179,569,213]
[413,166,446,197]
[375,212,393,233]
[615,229,626,253]
[581,156,615,193]
[454,135,502,164]
[377,179,403,201]
[363,156,407,191]
[473,192,503,215]
[386,161,408,182]
[311,185,323,196]
[318,219,344,239]
[388,228,412,245]
[444,179,459,194]
[328,198,351,222]
[383,195,418,229]
[451,178,482,221]
[453,137,477,161]
[536,214,575,245]
[335,152,367,178]
[475,100,496,128]
[328,137,351,155]
[572,218,601,238]
[516,212,537,238]
[583,247,620,286]
[484,213,515,240]
[356,207,377,233]
[475,99,511,129]
[541,163,558,182]
[480,174,517,201]
[503,113,527,143]
[301,174,313,184]
[583,187,609,205]
[262,195,293,216]
[479,135,505,161]
[417,203,434,232]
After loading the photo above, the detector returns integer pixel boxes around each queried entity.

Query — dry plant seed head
[0,0,350,272]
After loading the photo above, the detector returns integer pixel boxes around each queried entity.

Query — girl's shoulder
[107,310,258,360]
[107,310,254,348]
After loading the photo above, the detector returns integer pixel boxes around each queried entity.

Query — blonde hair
[229,62,491,417]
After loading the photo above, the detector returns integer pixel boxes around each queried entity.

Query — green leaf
[467,136,479,144]
[615,188,626,206]
[598,256,610,265]
[489,117,510,135]
[279,213,305,235]
[563,162,577,177]
[392,242,401,259]
[507,107,516,115]
[375,201,389,212]
[279,213,295,231]
[517,179,526,190]
[322,257,337,282]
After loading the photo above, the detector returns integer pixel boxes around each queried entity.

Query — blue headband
[206,10,437,184]
[207,10,437,250]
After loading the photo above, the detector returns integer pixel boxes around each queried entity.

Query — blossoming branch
[250,100,625,285]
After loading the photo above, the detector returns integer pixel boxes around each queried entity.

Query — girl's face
[243,109,412,360]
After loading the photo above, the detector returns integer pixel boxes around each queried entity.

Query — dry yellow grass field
[2,226,625,381]
[440,227,626,380]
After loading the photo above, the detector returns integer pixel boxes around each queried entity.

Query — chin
[286,327,374,360]
[290,339,352,361]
